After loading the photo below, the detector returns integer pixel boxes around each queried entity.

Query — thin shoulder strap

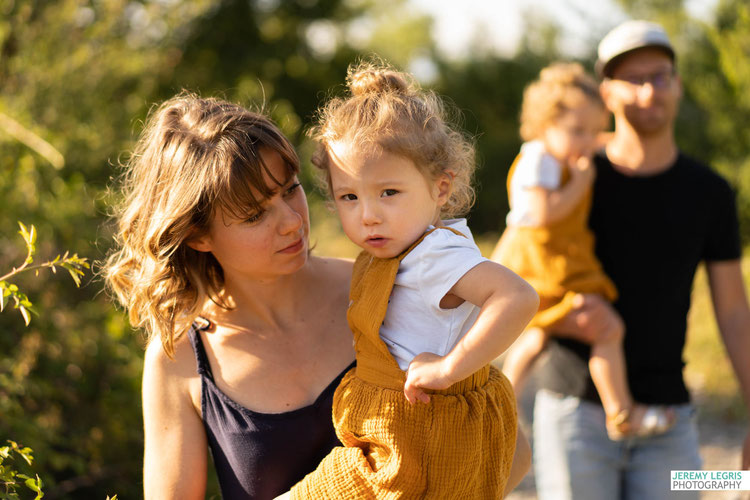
[187,319,214,381]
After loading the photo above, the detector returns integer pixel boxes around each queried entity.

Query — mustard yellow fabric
[495,154,617,330]
[291,229,518,499]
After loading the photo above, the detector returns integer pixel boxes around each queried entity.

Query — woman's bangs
[217,152,297,221]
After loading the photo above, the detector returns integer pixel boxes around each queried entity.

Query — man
[532,20,750,500]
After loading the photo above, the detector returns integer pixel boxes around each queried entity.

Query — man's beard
[623,103,673,136]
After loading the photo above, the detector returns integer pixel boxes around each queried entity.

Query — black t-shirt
[538,152,741,405]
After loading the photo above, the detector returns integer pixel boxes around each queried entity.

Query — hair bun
[347,64,411,96]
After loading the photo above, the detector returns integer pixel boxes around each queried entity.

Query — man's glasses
[607,69,676,89]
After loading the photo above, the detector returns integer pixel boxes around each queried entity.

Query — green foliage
[1,222,88,326]
[0,441,43,500]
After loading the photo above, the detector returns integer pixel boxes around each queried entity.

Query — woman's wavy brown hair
[104,92,299,356]
[520,62,604,141]
[309,59,477,218]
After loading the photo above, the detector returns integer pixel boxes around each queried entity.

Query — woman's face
[188,148,310,283]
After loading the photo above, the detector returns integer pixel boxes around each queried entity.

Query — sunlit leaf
[19,306,30,326]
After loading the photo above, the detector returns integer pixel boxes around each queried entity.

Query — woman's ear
[185,232,212,253]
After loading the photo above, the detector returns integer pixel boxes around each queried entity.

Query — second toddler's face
[543,99,606,168]
[328,144,450,259]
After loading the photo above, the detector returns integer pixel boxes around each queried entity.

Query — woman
[105,93,355,499]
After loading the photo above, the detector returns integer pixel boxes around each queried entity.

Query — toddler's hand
[403,352,454,404]
[570,156,595,184]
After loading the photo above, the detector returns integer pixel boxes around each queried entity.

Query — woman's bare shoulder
[143,333,197,382]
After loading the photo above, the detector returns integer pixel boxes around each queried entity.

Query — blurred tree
[0,1,216,497]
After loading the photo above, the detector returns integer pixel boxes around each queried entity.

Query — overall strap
[187,318,214,381]
[395,225,466,263]
[349,225,468,389]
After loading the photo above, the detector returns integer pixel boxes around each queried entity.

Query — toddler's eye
[382,189,398,197]
[340,193,357,201]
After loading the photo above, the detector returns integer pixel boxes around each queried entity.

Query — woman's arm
[142,338,208,499]
[403,261,539,403]
[524,157,594,226]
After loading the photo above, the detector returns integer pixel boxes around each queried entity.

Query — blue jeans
[533,389,702,500]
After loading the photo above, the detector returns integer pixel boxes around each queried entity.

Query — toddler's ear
[434,172,453,206]
[186,232,212,253]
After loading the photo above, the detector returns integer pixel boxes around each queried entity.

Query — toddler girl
[492,62,674,440]
[288,61,539,498]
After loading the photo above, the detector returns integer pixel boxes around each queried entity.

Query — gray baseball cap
[596,20,675,78]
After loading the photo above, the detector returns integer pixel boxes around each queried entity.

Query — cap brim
[597,44,675,79]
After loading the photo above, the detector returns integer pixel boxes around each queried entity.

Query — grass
[310,213,748,423]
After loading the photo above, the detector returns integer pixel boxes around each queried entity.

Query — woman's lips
[278,238,304,254]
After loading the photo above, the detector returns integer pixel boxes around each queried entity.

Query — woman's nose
[278,199,303,234]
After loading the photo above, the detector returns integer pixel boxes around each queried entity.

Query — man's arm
[706,259,750,469]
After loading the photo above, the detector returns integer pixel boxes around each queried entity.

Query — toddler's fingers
[403,381,417,404]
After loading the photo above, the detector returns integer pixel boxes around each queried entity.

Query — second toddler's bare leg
[588,312,632,422]
[501,327,548,399]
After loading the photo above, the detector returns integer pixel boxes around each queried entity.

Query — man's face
[601,47,682,136]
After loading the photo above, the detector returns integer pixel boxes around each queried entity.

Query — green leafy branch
[0,222,89,326]
[0,441,43,499]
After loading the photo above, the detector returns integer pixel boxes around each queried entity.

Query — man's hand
[404,352,455,404]
[552,293,623,345]
[742,429,750,470]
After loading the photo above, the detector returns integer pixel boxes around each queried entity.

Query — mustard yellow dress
[495,154,617,329]
[291,230,518,499]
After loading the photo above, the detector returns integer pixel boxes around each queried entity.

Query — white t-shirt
[505,140,562,227]
[380,218,488,370]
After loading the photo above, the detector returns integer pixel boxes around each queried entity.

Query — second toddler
[492,62,674,440]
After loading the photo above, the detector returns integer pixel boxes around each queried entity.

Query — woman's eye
[285,182,301,196]
[244,211,264,224]
[340,193,357,201]
[382,189,398,197]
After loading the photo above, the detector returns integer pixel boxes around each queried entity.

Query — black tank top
[188,322,353,499]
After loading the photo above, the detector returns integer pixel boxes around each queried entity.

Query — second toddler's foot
[606,404,676,441]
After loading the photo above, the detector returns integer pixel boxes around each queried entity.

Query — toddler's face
[543,99,606,167]
[327,144,450,259]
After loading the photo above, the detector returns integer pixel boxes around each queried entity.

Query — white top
[380,218,488,370]
[505,140,562,227]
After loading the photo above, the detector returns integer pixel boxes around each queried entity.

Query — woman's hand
[403,352,455,404]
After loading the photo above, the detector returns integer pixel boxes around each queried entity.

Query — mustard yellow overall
[291,229,518,499]
[495,155,617,329]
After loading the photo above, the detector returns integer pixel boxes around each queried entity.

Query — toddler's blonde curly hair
[309,59,476,218]
[520,62,604,141]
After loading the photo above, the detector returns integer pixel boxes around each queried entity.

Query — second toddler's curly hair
[520,62,604,141]
[309,59,476,218]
